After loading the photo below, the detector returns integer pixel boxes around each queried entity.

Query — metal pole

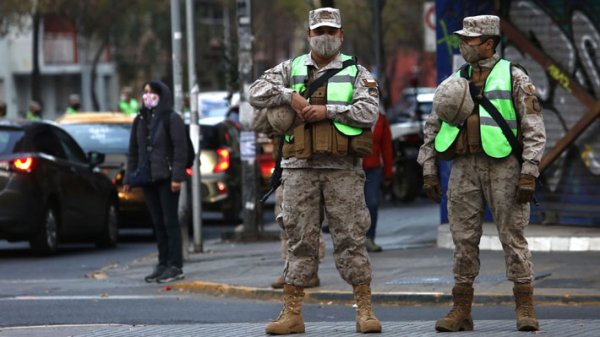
[170,0,189,261]
[236,0,261,237]
[186,0,203,253]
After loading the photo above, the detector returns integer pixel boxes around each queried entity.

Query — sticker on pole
[240,131,256,162]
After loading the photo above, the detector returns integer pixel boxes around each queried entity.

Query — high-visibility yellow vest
[434,59,518,158]
[290,54,362,136]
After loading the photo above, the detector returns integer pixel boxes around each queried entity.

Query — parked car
[0,119,119,253]
[388,87,435,202]
[192,117,242,222]
[56,113,148,225]
[57,112,242,223]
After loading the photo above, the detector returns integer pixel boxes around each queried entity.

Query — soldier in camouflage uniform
[417,15,546,332]
[249,7,382,335]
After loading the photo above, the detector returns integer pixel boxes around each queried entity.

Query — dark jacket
[125,80,188,183]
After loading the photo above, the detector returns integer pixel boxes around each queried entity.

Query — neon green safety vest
[290,54,362,136]
[434,59,518,158]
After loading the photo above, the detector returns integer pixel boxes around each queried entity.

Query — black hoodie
[125,80,188,184]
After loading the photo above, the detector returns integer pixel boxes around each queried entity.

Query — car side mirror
[88,151,105,167]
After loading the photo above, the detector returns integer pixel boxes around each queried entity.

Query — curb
[174,281,600,306]
[437,224,600,252]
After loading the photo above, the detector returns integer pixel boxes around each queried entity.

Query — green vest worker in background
[119,86,140,116]
[65,94,80,114]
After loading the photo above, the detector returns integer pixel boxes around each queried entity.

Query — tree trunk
[90,37,108,111]
[31,10,42,110]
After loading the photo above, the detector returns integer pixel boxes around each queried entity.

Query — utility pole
[236,0,262,238]
[186,0,203,253]
[171,0,189,260]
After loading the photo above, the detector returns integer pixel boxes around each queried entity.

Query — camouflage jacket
[417,53,546,177]
[248,52,379,169]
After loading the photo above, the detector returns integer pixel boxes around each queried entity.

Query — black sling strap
[259,57,358,204]
[459,64,523,163]
[303,57,357,98]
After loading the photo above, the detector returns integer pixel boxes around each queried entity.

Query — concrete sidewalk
[101,201,600,306]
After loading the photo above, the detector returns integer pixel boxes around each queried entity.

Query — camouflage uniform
[418,53,546,284]
[275,186,325,262]
[249,53,378,287]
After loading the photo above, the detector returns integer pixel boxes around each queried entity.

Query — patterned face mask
[459,40,483,63]
[309,34,342,58]
[142,93,160,108]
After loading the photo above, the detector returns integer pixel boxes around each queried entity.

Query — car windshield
[201,100,229,118]
[0,128,26,155]
[61,123,131,154]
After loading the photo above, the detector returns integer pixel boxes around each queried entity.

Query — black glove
[516,174,536,204]
[423,174,441,203]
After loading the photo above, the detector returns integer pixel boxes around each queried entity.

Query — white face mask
[142,93,159,109]
[309,34,342,58]
[459,41,482,63]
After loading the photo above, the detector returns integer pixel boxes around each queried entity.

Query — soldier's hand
[423,174,441,203]
[291,92,309,115]
[301,105,327,123]
[516,174,536,204]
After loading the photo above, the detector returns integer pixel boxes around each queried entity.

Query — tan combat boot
[271,276,285,289]
[353,284,382,333]
[265,284,305,335]
[513,283,539,331]
[435,283,474,332]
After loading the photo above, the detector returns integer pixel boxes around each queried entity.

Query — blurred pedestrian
[26,101,42,121]
[123,80,189,284]
[0,100,6,118]
[417,15,545,332]
[119,87,140,116]
[66,94,80,114]
[362,111,393,252]
[249,7,381,334]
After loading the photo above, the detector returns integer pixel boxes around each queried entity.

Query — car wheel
[30,207,59,254]
[392,161,422,203]
[96,202,118,248]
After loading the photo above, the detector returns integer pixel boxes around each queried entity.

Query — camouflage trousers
[448,153,534,284]
[275,186,325,262]
[281,168,372,287]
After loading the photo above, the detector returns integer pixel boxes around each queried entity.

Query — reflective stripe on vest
[290,54,362,136]
[434,59,517,158]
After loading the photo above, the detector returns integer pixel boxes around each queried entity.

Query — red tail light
[13,157,34,172]
[259,158,275,179]
[213,148,230,173]
[186,168,193,176]
[112,170,125,185]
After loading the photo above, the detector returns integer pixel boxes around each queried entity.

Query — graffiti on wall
[503,0,600,192]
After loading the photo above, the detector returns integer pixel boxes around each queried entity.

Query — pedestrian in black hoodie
[124,80,188,283]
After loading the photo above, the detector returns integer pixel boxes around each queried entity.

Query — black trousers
[143,179,182,269]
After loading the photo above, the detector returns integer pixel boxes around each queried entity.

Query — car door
[53,128,106,233]
[30,127,84,232]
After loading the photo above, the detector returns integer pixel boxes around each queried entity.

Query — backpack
[163,112,195,169]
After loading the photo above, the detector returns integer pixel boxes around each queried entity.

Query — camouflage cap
[309,7,342,30]
[454,15,500,37]
[433,77,474,127]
